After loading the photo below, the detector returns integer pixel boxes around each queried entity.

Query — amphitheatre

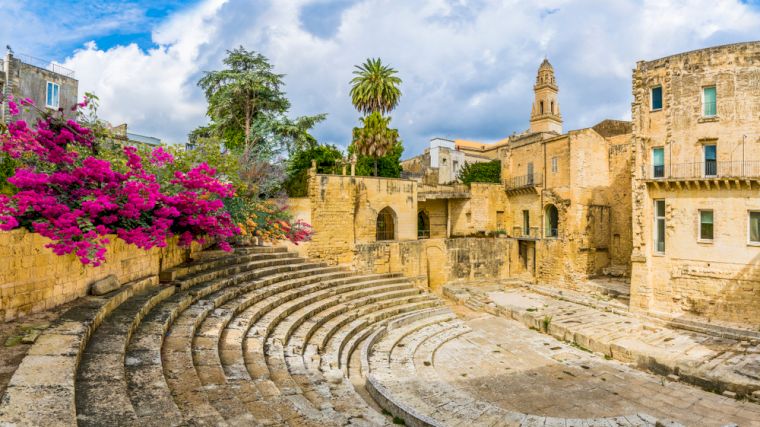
[1,42,760,427]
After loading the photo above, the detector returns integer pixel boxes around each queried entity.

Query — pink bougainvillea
[0,98,239,266]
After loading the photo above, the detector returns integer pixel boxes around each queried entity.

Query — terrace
[643,160,760,189]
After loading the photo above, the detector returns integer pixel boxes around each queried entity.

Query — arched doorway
[418,211,430,239]
[545,204,559,238]
[376,207,396,241]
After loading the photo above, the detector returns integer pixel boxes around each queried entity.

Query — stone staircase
[0,246,669,426]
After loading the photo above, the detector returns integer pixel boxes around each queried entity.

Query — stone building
[466,59,634,286]
[0,51,78,124]
[297,58,633,293]
[400,137,494,184]
[629,41,760,324]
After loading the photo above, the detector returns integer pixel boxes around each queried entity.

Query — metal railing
[418,229,430,239]
[643,161,760,180]
[504,173,543,190]
[15,53,75,79]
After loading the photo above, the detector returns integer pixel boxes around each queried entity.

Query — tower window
[550,101,554,114]
[540,101,544,114]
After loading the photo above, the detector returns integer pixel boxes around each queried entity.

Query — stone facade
[400,138,494,184]
[630,41,760,324]
[1,52,78,124]
[0,229,202,321]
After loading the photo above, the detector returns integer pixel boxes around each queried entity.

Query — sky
[2,0,760,157]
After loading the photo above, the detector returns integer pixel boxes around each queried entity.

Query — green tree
[284,144,344,197]
[350,139,403,178]
[349,58,402,115]
[197,47,324,152]
[350,112,400,177]
[457,160,502,185]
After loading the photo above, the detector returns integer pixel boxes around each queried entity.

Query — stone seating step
[191,274,404,425]
[236,277,415,425]
[161,266,349,426]
[267,285,423,422]
[127,261,332,425]
[75,285,176,426]
[312,298,444,374]
[0,275,157,426]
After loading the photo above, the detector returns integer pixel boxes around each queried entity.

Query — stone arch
[376,207,396,241]
[417,210,430,239]
[545,204,559,238]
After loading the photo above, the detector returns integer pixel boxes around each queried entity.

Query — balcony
[15,53,75,79]
[504,173,542,194]
[511,226,541,240]
[643,161,760,190]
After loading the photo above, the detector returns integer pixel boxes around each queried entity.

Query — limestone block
[89,275,121,296]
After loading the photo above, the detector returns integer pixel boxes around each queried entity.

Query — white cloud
[59,0,760,154]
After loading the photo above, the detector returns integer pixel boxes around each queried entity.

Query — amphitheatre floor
[433,312,760,426]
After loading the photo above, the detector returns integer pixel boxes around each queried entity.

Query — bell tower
[529,58,562,134]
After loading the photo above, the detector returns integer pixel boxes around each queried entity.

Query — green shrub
[457,160,501,185]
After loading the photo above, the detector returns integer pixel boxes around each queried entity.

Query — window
[417,211,430,239]
[551,157,558,174]
[527,162,534,185]
[654,200,665,253]
[651,86,663,110]
[522,210,530,236]
[652,147,664,178]
[699,210,713,241]
[46,82,60,109]
[376,207,396,241]
[704,144,716,177]
[703,86,717,117]
[545,205,559,238]
[540,101,544,114]
[750,212,760,244]
[550,101,554,114]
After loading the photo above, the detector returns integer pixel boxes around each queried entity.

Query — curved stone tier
[1,246,751,426]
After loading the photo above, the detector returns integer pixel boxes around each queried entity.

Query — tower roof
[538,58,554,71]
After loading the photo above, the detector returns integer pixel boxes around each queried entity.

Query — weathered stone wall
[417,199,448,238]
[631,42,760,324]
[449,183,508,236]
[307,174,359,264]
[353,237,511,293]
[0,230,200,321]
[307,173,418,264]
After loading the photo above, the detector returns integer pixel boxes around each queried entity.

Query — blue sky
[3,0,760,157]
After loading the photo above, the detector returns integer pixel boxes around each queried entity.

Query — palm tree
[349,58,402,115]
[351,112,399,176]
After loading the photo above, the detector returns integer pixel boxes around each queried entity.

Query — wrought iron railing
[15,53,75,78]
[643,161,760,180]
[504,173,542,190]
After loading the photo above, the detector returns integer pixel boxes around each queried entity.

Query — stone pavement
[434,313,760,426]
[444,281,760,401]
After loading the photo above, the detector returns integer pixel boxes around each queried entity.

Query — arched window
[545,204,559,238]
[550,101,554,114]
[540,101,544,114]
[418,211,430,239]
[376,207,396,241]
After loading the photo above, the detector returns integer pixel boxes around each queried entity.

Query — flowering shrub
[0,97,239,265]
[226,197,312,245]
